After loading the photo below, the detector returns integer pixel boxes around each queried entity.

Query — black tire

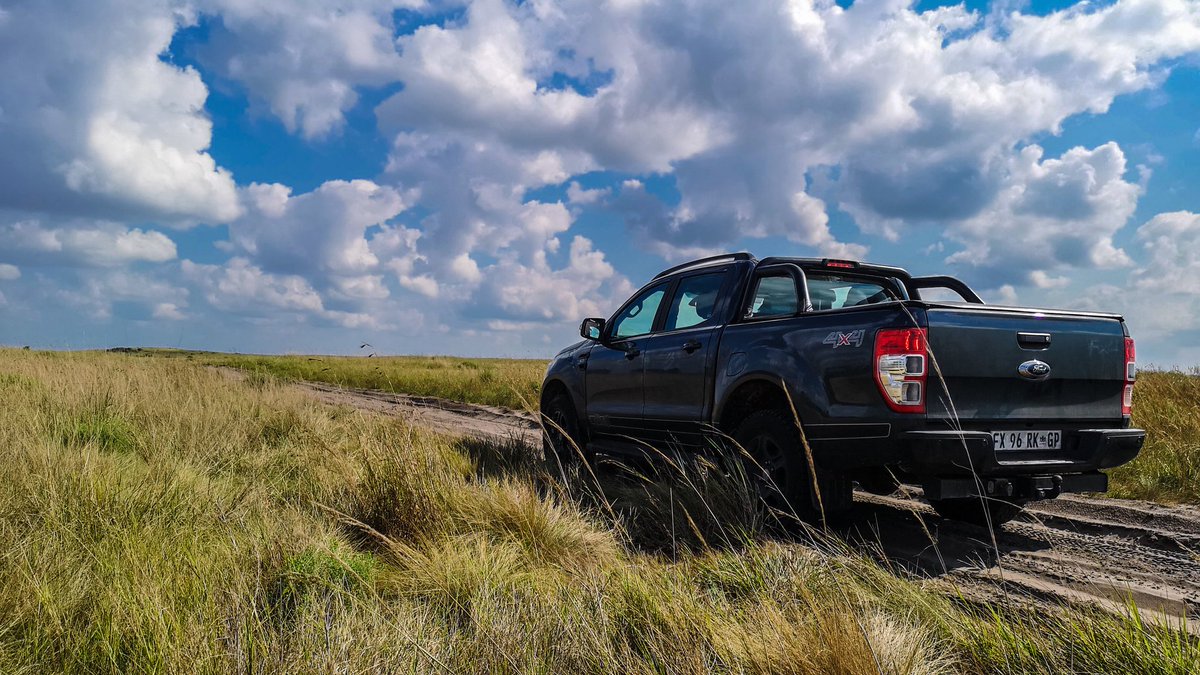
[928,496,1025,528]
[732,409,852,523]
[541,393,585,467]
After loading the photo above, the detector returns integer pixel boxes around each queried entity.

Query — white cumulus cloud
[229,179,409,276]
[194,0,420,138]
[0,220,177,267]
[52,270,190,321]
[1133,211,1200,295]
[153,302,187,320]
[0,0,239,224]
[944,142,1141,287]
[181,257,386,329]
[372,0,1200,265]
[469,236,634,324]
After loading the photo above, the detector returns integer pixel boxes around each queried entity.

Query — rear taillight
[875,328,927,413]
[1123,337,1136,416]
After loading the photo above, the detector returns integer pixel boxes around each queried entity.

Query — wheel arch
[715,376,794,434]
[540,377,588,438]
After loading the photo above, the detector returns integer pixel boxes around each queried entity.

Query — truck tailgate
[924,306,1126,423]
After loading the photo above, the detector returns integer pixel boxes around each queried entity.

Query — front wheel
[928,496,1026,528]
[541,393,586,468]
[732,409,852,523]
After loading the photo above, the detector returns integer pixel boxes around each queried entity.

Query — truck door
[640,269,731,443]
[585,280,670,437]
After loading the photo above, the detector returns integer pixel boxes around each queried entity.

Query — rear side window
[612,283,668,338]
[808,274,893,311]
[664,272,725,331]
[746,274,799,319]
[915,287,969,303]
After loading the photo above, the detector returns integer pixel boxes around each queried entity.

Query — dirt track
[294,378,1200,626]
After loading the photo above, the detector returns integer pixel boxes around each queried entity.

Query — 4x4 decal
[823,329,865,348]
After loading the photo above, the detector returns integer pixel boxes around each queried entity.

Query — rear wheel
[928,496,1025,528]
[733,409,852,523]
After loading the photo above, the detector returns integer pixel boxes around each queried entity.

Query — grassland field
[144,348,1200,505]
[1,348,1198,673]
[147,349,547,410]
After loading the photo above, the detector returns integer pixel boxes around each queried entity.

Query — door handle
[682,340,701,354]
[624,346,641,359]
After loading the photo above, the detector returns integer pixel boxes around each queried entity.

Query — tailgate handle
[1017,332,1051,349]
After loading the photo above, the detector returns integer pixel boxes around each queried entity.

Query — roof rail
[652,252,754,280]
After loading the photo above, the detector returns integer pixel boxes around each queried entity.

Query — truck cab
[541,253,1145,527]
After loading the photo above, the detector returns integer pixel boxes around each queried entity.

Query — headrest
[809,287,835,311]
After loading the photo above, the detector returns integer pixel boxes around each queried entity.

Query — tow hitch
[985,476,1061,500]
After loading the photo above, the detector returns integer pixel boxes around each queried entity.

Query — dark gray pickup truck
[540,253,1145,526]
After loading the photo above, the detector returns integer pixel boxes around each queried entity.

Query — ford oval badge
[1018,359,1051,381]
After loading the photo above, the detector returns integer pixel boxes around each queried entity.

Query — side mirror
[580,317,605,341]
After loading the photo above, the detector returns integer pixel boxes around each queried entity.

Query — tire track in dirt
[849,492,1200,625]
[299,380,541,445]
[278,374,1200,627]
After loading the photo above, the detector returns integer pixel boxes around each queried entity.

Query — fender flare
[713,372,796,432]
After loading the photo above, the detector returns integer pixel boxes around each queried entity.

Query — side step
[587,438,660,461]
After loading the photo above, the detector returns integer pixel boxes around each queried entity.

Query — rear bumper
[923,472,1109,501]
[898,427,1145,478]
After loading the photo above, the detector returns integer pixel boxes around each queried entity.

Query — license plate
[991,430,1062,451]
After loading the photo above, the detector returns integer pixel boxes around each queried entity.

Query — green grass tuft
[62,396,138,455]
[282,545,378,594]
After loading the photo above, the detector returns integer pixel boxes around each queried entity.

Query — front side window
[664,272,726,332]
[612,282,669,339]
[745,274,799,319]
[807,274,893,311]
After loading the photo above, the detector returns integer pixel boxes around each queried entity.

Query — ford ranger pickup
[540,253,1145,527]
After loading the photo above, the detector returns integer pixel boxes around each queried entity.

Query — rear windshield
[807,273,894,311]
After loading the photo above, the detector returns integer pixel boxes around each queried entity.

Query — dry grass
[1111,368,1200,503]
[2,348,1195,673]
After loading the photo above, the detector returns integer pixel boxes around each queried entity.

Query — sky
[0,0,1198,365]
